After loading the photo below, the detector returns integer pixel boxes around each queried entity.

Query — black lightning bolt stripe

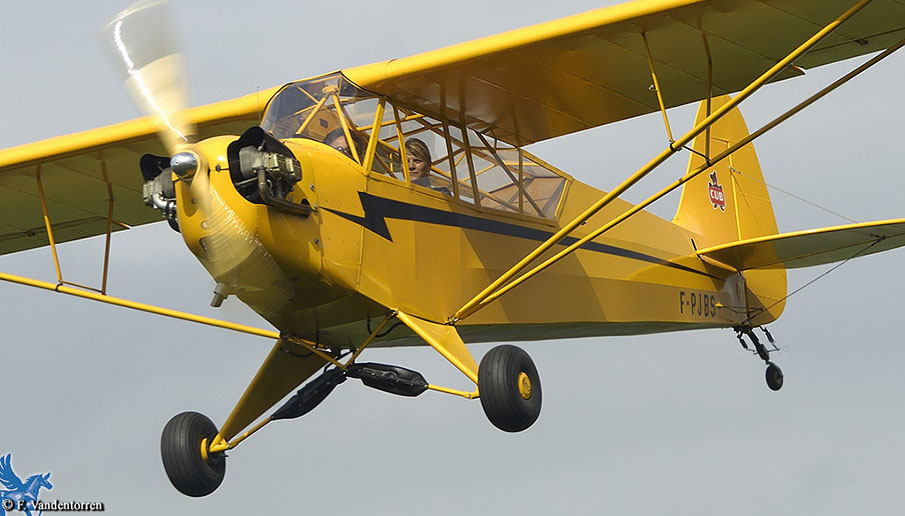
[323,192,715,278]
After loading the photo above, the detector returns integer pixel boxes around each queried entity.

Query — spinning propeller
[105,1,291,309]
[107,0,193,155]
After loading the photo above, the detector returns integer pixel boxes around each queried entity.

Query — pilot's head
[324,127,354,159]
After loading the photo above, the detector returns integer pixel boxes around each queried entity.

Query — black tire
[161,411,226,497]
[478,345,541,432]
[765,362,784,392]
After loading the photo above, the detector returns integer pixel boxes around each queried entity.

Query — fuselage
[161,72,787,349]
[174,134,762,350]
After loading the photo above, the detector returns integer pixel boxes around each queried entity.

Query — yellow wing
[344,0,905,146]
[696,219,905,270]
[0,88,276,257]
[4,0,904,257]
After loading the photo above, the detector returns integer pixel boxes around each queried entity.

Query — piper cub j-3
[1,0,904,497]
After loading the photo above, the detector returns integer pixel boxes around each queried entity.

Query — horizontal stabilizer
[696,219,905,270]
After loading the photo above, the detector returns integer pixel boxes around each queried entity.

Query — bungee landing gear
[735,326,783,391]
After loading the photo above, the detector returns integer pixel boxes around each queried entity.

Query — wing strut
[459,40,905,316]
[33,161,125,295]
[450,0,883,323]
[642,31,675,144]
[702,31,713,163]
[35,166,63,285]
[0,269,285,339]
[647,29,721,162]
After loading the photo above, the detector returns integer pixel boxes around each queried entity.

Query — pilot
[324,127,361,161]
[405,138,432,187]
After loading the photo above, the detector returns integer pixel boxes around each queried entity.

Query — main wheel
[478,345,541,432]
[765,362,784,391]
[161,411,226,497]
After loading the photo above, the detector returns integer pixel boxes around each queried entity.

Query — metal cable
[746,237,884,324]
[730,166,858,224]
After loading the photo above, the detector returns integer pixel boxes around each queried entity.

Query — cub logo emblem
[708,171,726,212]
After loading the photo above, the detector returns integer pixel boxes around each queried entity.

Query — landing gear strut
[735,326,783,391]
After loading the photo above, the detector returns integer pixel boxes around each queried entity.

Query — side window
[359,100,568,218]
[518,152,568,218]
[362,106,459,198]
[462,128,567,219]
[358,102,403,178]
[397,112,455,197]
[442,123,475,205]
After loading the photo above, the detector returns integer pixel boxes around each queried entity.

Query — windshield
[262,72,373,141]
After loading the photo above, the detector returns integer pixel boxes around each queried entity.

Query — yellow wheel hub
[200,437,210,463]
[517,372,532,400]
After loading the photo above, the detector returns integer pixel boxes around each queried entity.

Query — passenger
[405,138,453,195]
[405,138,432,187]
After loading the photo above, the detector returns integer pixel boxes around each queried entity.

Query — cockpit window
[261,73,568,221]
[262,73,370,141]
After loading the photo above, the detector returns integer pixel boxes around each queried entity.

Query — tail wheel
[478,345,542,432]
[765,362,784,391]
[161,411,226,497]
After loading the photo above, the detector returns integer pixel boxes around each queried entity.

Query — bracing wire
[730,166,858,224]
[745,237,884,324]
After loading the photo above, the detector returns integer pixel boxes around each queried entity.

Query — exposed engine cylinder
[140,153,179,231]
[227,127,307,216]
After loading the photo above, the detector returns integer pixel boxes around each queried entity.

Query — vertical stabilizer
[672,95,786,324]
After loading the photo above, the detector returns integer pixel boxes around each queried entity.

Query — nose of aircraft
[171,137,293,313]
[105,4,356,321]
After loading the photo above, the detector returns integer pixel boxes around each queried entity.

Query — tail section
[672,95,786,324]
[673,95,779,246]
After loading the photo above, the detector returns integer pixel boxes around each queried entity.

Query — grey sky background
[1,1,903,515]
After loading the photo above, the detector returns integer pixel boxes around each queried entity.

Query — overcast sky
[1,1,903,515]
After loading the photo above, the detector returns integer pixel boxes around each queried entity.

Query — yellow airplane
[1,0,904,498]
